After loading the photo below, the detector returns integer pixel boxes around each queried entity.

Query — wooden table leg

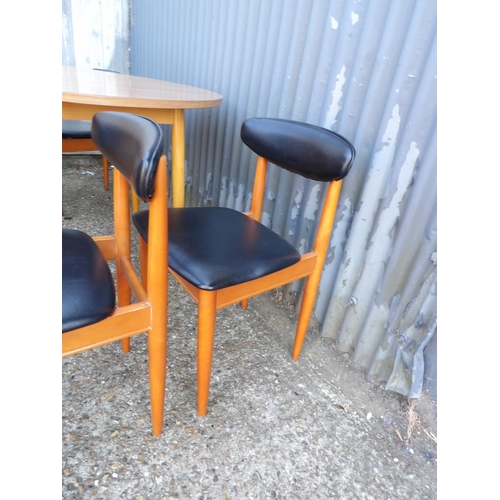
[171,109,185,208]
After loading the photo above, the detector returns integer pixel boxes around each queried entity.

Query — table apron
[62,102,176,124]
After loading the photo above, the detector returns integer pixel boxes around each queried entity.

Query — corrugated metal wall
[63,0,437,399]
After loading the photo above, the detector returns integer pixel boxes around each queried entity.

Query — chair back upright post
[239,155,269,310]
[249,156,268,222]
[114,167,133,352]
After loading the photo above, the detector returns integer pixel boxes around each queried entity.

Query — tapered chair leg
[197,290,217,416]
[146,152,169,436]
[293,180,343,360]
[291,273,320,360]
[148,320,167,436]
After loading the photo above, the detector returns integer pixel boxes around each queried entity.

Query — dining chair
[62,111,169,436]
[133,117,355,417]
[62,68,140,211]
[62,119,111,191]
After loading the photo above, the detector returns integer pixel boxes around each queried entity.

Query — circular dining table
[62,65,223,207]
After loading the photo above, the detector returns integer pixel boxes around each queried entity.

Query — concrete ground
[62,156,437,500]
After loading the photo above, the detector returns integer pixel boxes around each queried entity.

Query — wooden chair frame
[63,156,168,436]
[138,155,343,417]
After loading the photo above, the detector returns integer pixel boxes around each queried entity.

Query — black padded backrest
[91,112,164,202]
[241,118,355,182]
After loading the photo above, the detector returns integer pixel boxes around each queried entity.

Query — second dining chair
[62,119,111,191]
[63,111,168,436]
[133,117,355,417]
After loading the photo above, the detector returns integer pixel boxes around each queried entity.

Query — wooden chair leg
[103,156,109,190]
[147,152,169,436]
[240,299,249,310]
[291,270,322,360]
[121,337,131,353]
[148,312,167,436]
[293,180,343,360]
[197,290,217,416]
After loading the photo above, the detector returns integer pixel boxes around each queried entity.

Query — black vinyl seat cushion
[62,228,116,333]
[133,207,301,291]
[62,120,92,139]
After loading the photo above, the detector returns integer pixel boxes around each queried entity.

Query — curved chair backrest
[241,118,355,182]
[91,112,164,202]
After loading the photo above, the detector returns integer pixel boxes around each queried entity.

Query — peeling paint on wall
[303,184,321,221]
[290,190,303,221]
[205,171,213,202]
[220,176,229,208]
[261,212,272,228]
[324,65,346,129]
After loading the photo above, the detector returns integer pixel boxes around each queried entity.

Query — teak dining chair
[62,119,111,191]
[132,117,355,417]
[62,111,169,436]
